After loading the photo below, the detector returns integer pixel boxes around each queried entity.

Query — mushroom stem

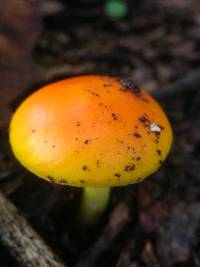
[80,187,111,224]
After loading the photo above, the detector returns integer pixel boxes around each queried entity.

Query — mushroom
[9,75,173,224]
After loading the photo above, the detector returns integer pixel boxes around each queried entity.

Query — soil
[0,0,200,266]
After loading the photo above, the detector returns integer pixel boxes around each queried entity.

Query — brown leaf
[0,0,42,127]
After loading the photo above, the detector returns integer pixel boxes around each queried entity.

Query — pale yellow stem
[80,187,111,224]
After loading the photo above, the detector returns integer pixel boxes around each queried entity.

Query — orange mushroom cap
[9,75,173,187]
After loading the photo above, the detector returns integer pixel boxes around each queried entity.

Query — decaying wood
[76,200,130,267]
[0,190,66,267]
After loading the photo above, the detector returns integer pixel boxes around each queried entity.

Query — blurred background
[0,0,200,266]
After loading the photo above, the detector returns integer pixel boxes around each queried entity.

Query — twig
[44,66,200,102]
[42,62,95,81]
[0,190,66,267]
[42,0,65,16]
[116,240,136,267]
[152,69,200,100]
[142,241,160,267]
[76,199,130,267]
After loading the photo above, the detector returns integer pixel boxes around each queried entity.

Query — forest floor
[0,0,200,266]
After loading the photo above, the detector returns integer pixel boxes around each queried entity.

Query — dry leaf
[0,0,42,127]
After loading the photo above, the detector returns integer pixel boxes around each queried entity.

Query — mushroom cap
[9,75,173,187]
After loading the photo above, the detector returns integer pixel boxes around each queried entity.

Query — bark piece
[0,190,66,267]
